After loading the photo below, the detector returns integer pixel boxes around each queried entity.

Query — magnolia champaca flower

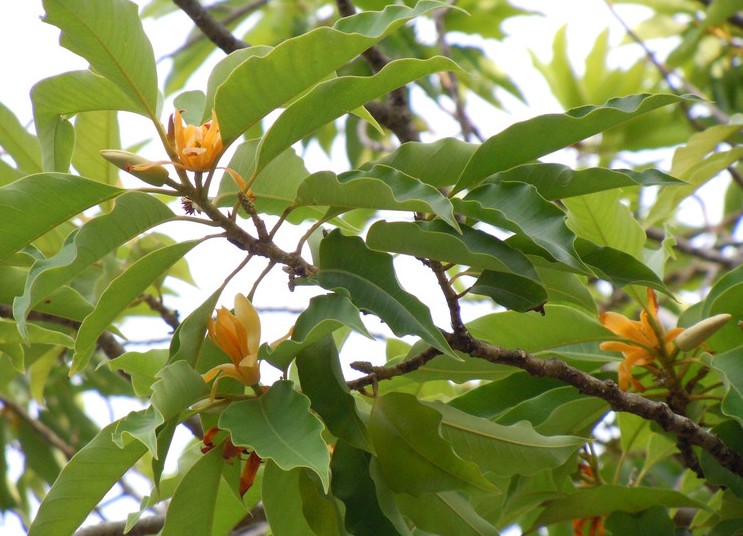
[203,294,261,392]
[599,288,684,391]
[173,109,223,172]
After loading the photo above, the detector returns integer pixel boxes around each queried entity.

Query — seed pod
[674,313,732,351]
[100,149,169,186]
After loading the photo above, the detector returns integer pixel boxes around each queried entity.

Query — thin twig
[171,0,250,54]
[0,396,76,459]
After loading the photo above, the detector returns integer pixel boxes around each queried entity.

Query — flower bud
[100,149,170,186]
[674,313,731,351]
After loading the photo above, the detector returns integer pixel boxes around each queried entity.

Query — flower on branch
[599,289,684,391]
[202,427,262,496]
[173,109,223,172]
[203,294,262,395]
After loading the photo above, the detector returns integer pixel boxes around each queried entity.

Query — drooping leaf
[454,93,688,192]
[318,230,454,358]
[42,0,159,118]
[262,293,372,373]
[0,173,121,262]
[215,1,449,145]
[161,446,224,536]
[27,421,147,536]
[428,401,583,477]
[369,392,499,495]
[219,380,331,492]
[531,485,709,530]
[72,240,202,374]
[454,182,587,272]
[256,56,461,173]
[575,239,668,293]
[13,191,174,339]
[296,166,458,230]
[470,270,548,313]
[366,220,539,280]
[296,336,371,452]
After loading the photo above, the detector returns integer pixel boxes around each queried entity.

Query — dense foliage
[1,0,743,534]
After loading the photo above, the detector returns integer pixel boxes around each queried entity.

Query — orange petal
[234,294,261,356]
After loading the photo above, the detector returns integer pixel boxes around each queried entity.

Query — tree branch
[171,0,249,54]
[0,395,76,459]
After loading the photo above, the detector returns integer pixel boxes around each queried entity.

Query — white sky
[0,1,690,534]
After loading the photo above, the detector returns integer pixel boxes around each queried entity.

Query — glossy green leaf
[256,56,460,173]
[712,346,743,427]
[454,182,586,272]
[565,190,646,259]
[536,265,596,313]
[605,505,675,536]
[0,173,121,262]
[467,304,613,352]
[397,490,499,536]
[72,240,201,374]
[0,100,41,174]
[371,137,478,188]
[262,462,318,536]
[161,446,224,536]
[219,380,331,491]
[699,421,743,497]
[42,0,159,118]
[470,270,548,312]
[398,352,517,385]
[331,441,400,536]
[370,393,499,495]
[27,421,147,536]
[32,71,141,171]
[575,239,668,293]
[112,407,160,456]
[532,485,708,529]
[151,361,208,423]
[296,166,458,229]
[454,93,687,192]
[296,336,371,452]
[13,191,174,339]
[263,293,372,373]
[318,230,454,358]
[428,401,583,477]
[367,220,538,279]
[491,163,683,200]
[215,1,448,145]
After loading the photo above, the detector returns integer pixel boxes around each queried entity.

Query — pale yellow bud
[674,314,732,351]
[100,149,170,186]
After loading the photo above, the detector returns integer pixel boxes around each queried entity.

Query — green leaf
[367,220,539,280]
[331,441,401,536]
[161,446,224,536]
[371,137,478,188]
[712,346,743,428]
[168,285,225,367]
[605,505,675,536]
[296,166,458,230]
[0,320,74,372]
[72,240,201,374]
[454,182,586,272]
[398,352,517,385]
[575,239,668,293]
[105,349,168,397]
[470,271,548,313]
[256,56,461,173]
[467,304,613,352]
[151,361,208,423]
[112,407,160,456]
[42,0,159,118]
[490,163,683,200]
[0,100,41,174]
[263,293,372,373]
[531,485,709,529]
[396,490,499,536]
[32,71,141,171]
[296,336,371,452]
[27,421,147,536]
[215,1,449,145]
[370,392,499,495]
[13,191,174,340]
[699,421,743,497]
[219,380,331,492]
[318,230,454,358]
[71,111,121,187]
[0,173,121,262]
[565,190,646,259]
[262,462,319,536]
[428,401,583,477]
[454,93,687,192]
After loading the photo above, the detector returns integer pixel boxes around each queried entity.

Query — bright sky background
[0,1,681,534]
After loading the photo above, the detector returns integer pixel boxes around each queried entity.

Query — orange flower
[173,109,223,171]
[599,289,684,391]
[203,294,261,394]
[572,516,605,536]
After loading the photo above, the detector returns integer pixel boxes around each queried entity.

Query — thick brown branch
[141,293,180,331]
[172,0,249,54]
